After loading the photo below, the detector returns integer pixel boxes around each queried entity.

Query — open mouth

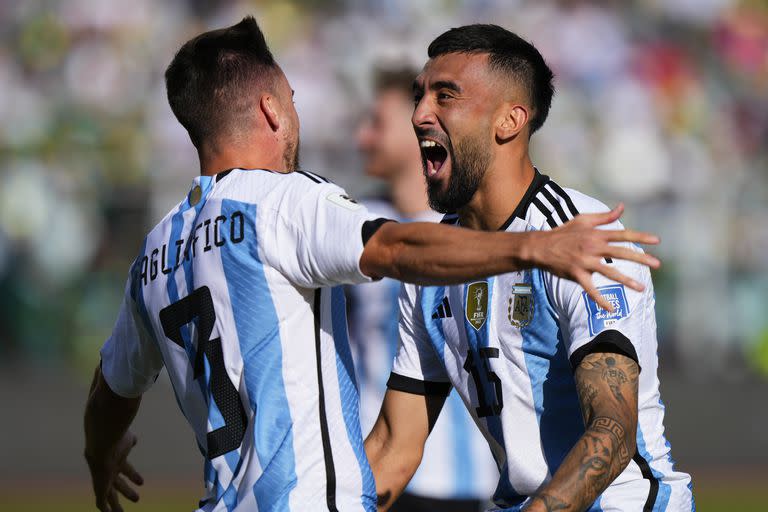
[420,139,449,178]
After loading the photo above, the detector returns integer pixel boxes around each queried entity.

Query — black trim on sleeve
[387,373,452,397]
[569,329,640,371]
[361,218,396,246]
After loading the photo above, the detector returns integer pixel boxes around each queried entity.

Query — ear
[260,94,281,132]
[495,104,529,142]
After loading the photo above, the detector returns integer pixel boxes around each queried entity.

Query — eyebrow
[412,79,463,95]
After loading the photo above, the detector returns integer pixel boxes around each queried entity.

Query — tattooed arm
[524,352,639,512]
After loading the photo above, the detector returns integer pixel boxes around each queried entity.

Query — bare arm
[364,389,447,511]
[524,353,639,512]
[360,204,659,312]
[84,365,144,512]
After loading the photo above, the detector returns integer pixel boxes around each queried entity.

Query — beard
[283,134,300,172]
[426,132,491,213]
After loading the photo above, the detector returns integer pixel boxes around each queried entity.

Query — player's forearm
[84,366,141,460]
[361,222,534,285]
[364,426,423,511]
[524,416,634,512]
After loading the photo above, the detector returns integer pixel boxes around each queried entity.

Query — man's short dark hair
[428,24,555,134]
[372,65,418,99]
[165,16,278,147]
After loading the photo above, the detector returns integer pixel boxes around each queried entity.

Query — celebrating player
[350,66,498,511]
[364,25,694,512]
[83,18,661,512]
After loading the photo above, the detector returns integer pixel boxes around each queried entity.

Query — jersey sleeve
[100,279,164,398]
[547,221,651,371]
[388,283,452,396]
[261,181,386,288]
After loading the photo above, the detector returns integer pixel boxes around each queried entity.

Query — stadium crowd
[0,0,766,375]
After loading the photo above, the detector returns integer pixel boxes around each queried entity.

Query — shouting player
[350,66,498,511]
[83,18,661,512]
[364,25,694,512]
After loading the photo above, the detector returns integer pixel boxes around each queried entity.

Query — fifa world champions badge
[508,283,534,328]
[466,281,489,330]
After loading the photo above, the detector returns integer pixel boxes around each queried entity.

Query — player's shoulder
[521,171,618,231]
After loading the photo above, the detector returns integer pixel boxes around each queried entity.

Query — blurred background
[0,0,766,510]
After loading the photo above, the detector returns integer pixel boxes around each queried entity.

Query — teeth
[420,140,439,148]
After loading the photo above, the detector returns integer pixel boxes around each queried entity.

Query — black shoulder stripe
[387,373,451,397]
[302,170,331,183]
[539,186,570,225]
[440,214,459,225]
[297,170,322,184]
[547,181,579,217]
[569,329,640,371]
[532,197,558,229]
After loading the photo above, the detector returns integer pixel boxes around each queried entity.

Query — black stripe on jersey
[498,169,550,231]
[531,197,558,229]
[297,170,322,183]
[440,213,459,225]
[547,180,580,218]
[387,373,452,397]
[568,330,640,371]
[540,185,570,225]
[633,452,660,512]
[215,169,235,182]
[313,290,338,512]
[299,170,331,183]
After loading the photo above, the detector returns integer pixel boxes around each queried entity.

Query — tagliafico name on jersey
[139,210,246,285]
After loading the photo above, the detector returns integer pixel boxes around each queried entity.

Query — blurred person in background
[364,24,693,512]
[82,16,659,512]
[350,66,498,512]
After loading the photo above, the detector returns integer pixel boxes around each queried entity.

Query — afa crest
[465,281,489,331]
[508,283,534,328]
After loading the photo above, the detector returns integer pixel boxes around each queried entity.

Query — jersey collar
[497,168,550,232]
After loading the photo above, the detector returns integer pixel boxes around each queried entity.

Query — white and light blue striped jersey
[100,168,380,511]
[389,171,694,512]
[347,199,498,501]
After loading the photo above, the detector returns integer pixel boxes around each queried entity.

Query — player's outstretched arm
[364,389,447,511]
[524,352,639,512]
[84,365,144,512]
[360,204,659,312]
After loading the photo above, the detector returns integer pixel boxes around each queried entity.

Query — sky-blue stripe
[420,286,447,360]
[521,269,583,471]
[446,392,474,497]
[460,279,521,505]
[331,286,377,511]
[219,199,297,511]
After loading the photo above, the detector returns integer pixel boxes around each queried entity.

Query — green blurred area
[0,485,765,512]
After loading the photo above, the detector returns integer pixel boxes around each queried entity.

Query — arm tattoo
[529,493,570,511]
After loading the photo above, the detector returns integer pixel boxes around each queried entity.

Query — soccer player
[83,18,661,512]
[350,66,498,511]
[364,25,694,512]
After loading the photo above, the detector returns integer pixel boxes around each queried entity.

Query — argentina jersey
[388,170,694,511]
[347,200,498,501]
[100,168,381,511]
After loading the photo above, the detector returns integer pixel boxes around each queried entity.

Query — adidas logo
[431,297,453,319]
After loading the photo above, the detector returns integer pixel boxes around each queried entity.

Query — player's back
[102,169,377,511]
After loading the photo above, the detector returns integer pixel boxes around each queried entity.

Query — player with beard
[364,25,694,512]
[350,66,498,511]
[83,18,662,512]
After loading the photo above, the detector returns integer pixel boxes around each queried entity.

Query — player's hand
[531,203,660,312]
[85,430,143,512]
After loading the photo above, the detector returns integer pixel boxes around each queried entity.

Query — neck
[458,148,536,231]
[197,136,285,176]
[389,163,432,217]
